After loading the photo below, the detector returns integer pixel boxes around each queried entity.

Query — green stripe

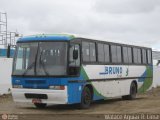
[81,67,107,98]
[138,66,153,93]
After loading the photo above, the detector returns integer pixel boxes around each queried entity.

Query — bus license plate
[32,99,42,103]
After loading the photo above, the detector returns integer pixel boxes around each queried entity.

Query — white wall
[0,58,160,94]
[153,66,160,87]
[0,58,12,95]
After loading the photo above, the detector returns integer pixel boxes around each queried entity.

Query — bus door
[68,44,80,76]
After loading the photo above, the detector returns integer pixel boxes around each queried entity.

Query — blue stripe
[17,34,75,42]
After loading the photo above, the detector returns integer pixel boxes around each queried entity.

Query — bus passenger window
[147,50,152,64]
[111,45,117,63]
[137,48,142,64]
[133,48,138,64]
[104,44,110,63]
[128,47,132,63]
[89,42,96,62]
[98,43,105,62]
[123,47,128,63]
[82,42,90,62]
[142,49,147,64]
[117,46,122,63]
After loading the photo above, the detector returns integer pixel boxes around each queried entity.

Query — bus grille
[25,80,46,84]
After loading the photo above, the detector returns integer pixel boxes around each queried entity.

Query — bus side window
[137,48,142,64]
[142,49,147,64]
[128,47,132,64]
[82,42,96,63]
[104,44,110,63]
[98,43,105,62]
[117,46,122,63]
[82,42,90,62]
[123,47,128,63]
[111,45,117,63]
[133,48,138,64]
[123,47,133,64]
[147,49,152,64]
[89,42,96,62]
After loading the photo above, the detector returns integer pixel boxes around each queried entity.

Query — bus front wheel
[34,103,47,109]
[122,82,137,100]
[80,86,92,109]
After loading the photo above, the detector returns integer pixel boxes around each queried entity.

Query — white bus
[12,34,153,108]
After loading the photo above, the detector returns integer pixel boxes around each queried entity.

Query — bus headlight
[12,85,23,88]
[49,86,65,90]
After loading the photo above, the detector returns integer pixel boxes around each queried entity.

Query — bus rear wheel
[34,103,47,109]
[122,82,137,100]
[80,86,92,109]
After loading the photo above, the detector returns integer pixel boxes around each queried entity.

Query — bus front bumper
[12,87,68,104]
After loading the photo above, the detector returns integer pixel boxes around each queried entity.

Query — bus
[11,34,153,109]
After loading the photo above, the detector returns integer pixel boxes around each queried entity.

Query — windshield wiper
[22,62,35,76]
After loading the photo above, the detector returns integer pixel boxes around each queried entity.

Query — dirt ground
[0,87,160,120]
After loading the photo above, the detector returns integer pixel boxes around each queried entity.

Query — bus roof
[17,34,75,42]
[17,34,151,50]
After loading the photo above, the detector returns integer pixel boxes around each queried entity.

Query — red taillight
[49,85,65,90]
[60,86,65,90]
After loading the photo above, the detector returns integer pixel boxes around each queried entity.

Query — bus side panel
[91,79,132,98]
[138,65,153,93]
[81,66,106,100]
[82,65,153,98]
[67,83,83,104]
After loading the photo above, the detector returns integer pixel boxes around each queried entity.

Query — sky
[0,0,160,49]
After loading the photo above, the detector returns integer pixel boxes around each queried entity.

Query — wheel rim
[131,84,136,97]
[83,88,91,105]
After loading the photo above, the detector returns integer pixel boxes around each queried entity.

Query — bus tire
[80,86,92,109]
[34,103,47,108]
[122,82,137,100]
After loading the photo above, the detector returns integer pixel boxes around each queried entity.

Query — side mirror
[73,49,78,60]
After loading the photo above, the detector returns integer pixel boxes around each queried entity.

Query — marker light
[49,86,65,90]
[13,85,23,88]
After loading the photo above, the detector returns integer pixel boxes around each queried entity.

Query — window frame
[142,48,147,64]
[147,49,152,64]
[79,38,152,66]
[82,41,97,63]
[97,43,105,63]
[89,42,96,62]
[122,46,129,64]
[104,44,110,63]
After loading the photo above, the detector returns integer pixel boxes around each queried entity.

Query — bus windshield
[12,42,68,76]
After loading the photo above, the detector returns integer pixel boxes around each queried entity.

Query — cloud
[93,0,160,14]
[1,0,93,34]
[0,0,160,49]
